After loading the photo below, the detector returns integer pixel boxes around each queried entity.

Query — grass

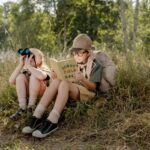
[0,49,150,149]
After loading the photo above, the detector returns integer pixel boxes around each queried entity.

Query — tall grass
[0,49,150,149]
[114,50,150,112]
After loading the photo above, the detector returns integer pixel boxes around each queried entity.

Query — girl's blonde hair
[30,48,49,70]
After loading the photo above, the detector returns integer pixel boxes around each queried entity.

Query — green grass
[0,50,150,149]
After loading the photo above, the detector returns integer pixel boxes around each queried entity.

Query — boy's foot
[22,116,42,134]
[10,108,26,121]
[32,120,58,138]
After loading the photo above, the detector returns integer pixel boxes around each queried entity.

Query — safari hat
[70,34,92,53]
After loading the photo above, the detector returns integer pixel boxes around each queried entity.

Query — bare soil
[0,118,129,150]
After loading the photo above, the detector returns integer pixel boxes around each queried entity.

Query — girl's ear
[36,57,42,67]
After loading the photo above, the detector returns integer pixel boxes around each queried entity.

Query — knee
[50,79,61,88]
[59,80,70,89]
[51,79,61,84]
[16,74,27,83]
[30,74,39,83]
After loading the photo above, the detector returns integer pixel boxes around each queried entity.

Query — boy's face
[72,49,89,64]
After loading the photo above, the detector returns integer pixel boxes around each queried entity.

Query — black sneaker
[32,120,58,138]
[10,108,27,121]
[22,116,42,134]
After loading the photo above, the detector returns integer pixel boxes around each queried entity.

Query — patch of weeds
[127,98,142,111]
[121,113,150,149]
[0,85,17,118]
[61,101,90,126]
[0,139,35,150]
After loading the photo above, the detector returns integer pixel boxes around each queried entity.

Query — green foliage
[8,2,57,52]
[0,0,149,53]
[54,0,120,50]
[138,0,150,54]
[0,6,9,49]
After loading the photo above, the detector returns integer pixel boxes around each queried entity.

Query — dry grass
[0,50,150,150]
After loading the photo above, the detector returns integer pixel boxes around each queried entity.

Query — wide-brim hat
[70,34,92,53]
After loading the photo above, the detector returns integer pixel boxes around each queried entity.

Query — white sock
[19,98,27,110]
[28,98,37,108]
[33,104,46,118]
[47,109,60,124]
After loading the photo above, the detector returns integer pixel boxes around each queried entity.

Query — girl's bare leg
[10,74,29,120]
[28,75,46,108]
[16,74,29,110]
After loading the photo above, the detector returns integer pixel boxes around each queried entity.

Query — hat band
[71,48,83,51]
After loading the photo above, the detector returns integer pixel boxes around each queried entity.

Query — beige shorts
[74,84,96,102]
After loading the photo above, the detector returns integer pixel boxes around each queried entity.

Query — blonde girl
[9,48,54,120]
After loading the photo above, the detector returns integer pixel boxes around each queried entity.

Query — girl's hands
[23,54,33,69]
[19,55,26,66]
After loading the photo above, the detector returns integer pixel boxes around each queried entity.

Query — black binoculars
[18,48,32,57]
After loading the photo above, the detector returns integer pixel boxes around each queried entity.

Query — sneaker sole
[22,123,42,134]
[22,127,34,134]
[32,127,58,138]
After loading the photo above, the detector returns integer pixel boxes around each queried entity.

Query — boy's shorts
[73,84,96,102]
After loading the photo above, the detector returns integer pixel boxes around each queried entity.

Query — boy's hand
[51,69,57,79]
[74,71,84,81]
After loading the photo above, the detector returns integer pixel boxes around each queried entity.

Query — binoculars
[18,48,32,57]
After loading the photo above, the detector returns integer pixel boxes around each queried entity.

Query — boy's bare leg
[33,79,61,118]
[47,80,79,123]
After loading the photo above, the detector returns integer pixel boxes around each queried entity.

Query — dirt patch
[1,112,150,149]
[0,119,131,150]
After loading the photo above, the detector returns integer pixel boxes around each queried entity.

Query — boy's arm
[74,71,96,91]
[80,78,96,91]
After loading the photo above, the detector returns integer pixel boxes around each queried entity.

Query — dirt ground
[0,119,130,150]
[2,101,150,150]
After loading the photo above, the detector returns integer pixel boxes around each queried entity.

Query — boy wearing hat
[22,34,103,138]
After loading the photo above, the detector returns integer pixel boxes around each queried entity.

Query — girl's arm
[9,56,25,84]
[27,65,47,80]
[9,63,24,85]
[24,55,48,80]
